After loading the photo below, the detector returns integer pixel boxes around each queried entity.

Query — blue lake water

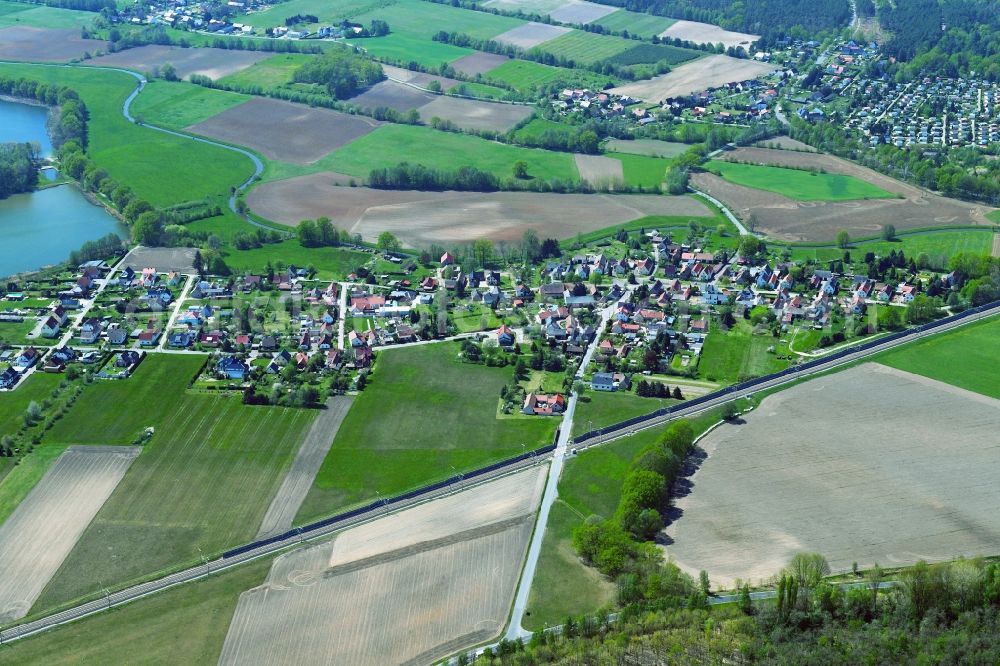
[0,99,127,278]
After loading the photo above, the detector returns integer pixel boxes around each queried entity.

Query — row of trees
[367,163,499,192]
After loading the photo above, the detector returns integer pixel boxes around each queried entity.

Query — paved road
[689,186,751,236]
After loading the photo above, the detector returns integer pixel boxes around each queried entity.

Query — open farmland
[350,33,473,67]
[128,80,250,130]
[595,10,675,38]
[707,160,897,201]
[220,468,545,666]
[538,30,632,64]
[483,0,569,15]
[486,59,615,91]
[610,54,777,102]
[660,20,758,48]
[351,0,523,41]
[0,446,139,623]
[246,173,715,246]
[86,45,270,80]
[348,79,434,113]
[0,1,95,29]
[575,154,624,188]
[691,148,997,241]
[494,22,571,49]
[547,0,618,24]
[187,97,381,165]
[418,95,534,131]
[0,27,106,62]
[605,138,688,158]
[32,356,315,610]
[294,343,556,524]
[664,363,1000,588]
[381,64,459,89]
[218,53,313,90]
[450,51,510,76]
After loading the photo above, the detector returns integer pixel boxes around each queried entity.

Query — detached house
[522,392,565,416]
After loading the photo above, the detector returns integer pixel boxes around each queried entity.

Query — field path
[0,446,139,623]
[992,233,1000,257]
[255,396,354,540]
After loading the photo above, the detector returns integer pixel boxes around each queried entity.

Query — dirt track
[86,45,268,80]
[694,147,997,241]
[660,20,758,48]
[187,97,381,165]
[218,467,546,666]
[610,55,776,102]
[0,446,139,623]
[664,364,1000,587]
[0,27,107,63]
[246,173,715,244]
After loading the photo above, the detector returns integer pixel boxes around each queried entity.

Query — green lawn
[0,0,95,28]
[217,53,314,90]
[129,79,250,130]
[451,303,501,333]
[222,241,372,280]
[34,355,316,610]
[351,33,474,67]
[699,320,790,385]
[296,342,557,524]
[353,0,522,41]
[594,9,675,38]
[485,59,615,92]
[0,64,255,208]
[707,160,897,202]
[610,152,672,188]
[535,30,633,65]
[322,124,578,182]
[574,389,670,433]
[0,558,270,665]
[0,443,70,527]
[877,315,1000,399]
[0,372,61,441]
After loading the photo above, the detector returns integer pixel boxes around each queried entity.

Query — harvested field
[574,154,624,188]
[605,138,687,158]
[754,135,817,152]
[0,446,139,623]
[0,27,107,62]
[255,396,354,540]
[450,51,509,76]
[186,97,381,165]
[660,20,757,48]
[86,45,269,80]
[417,95,534,132]
[381,64,460,90]
[347,79,434,113]
[246,173,715,245]
[692,147,996,241]
[993,234,1000,257]
[493,22,571,49]
[664,364,1000,588]
[121,246,196,273]
[219,467,545,666]
[548,0,619,24]
[610,54,777,102]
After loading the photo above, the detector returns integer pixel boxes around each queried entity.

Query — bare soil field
[255,397,354,540]
[450,52,510,76]
[348,79,434,113]
[0,27,107,62]
[483,0,569,14]
[693,147,996,241]
[493,22,571,49]
[86,45,269,80]
[186,97,381,165]
[122,246,197,273]
[664,364,1000,588]
[610,54,777,102]
[548,0,619,24]
[381,64,460,90]
[605,138,687,158]
[418,95,533,132]
[993,234,1000,257]
[218,467,545,666]
[574,154,624,188]
[0,446,139,623]
[660,20,758,48]
[246,173,715,245]
[753,135,817,152]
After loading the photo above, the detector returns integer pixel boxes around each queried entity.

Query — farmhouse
[522,392,565,416]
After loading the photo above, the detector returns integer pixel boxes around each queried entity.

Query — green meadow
[707,160,897,201]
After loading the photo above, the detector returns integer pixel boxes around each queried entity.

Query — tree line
[0,143,39,199]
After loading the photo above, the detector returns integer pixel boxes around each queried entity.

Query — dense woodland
[0,143,39,199]
[291,48,384,100]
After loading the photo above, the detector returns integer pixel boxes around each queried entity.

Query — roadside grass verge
[706,160,897,201]
[574,389,675,433]
[295,342,557,524]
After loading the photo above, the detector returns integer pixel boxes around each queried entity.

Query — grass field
[785,228,995,268]
[485,59,615,92]
[0,443,70,527]
[605,138,687,158]
[322,124,578,182]
[594,9,675,38]
[129,79,250,129]
[988,210,1000,223]
[295,343,557,524]
[574,390,670,433]
[707,160,897,202]
[217,53,313,89]
[33,355,316,609]
[239,0,384,27]
[698,320,790,385]
[877,315,1000,399]
[0,372,60,441]
[447,80,509,100]
[0,0,94,28]
[451,303,501,332]
[610,152,672,188]
[352,0,522,41]
[536,30,632,65]
[221,241,372,280]
[351,33,473,67]
[0,64,254,208]
[0,558,270,665]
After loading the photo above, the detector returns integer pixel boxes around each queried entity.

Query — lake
[0,99,127,278]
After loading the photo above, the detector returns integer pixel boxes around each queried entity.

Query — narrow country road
[158,274,195,351]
